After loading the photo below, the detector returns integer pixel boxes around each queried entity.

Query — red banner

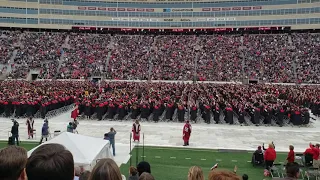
[202,8,210,11]
[243,7,252,10]
[127,8,135,11]
[253,6,262,10]
[98,7,106,11]
[232,7,241,10]
[146,8,154,12]
[78,7,86,10]
[222,7,231,11]
[108,8,116,11]
[212,8,221,11]
[88,7,96,10]
[118,8,125,11]
[137,8,145,11]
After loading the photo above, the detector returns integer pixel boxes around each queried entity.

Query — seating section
[0,31,319,83]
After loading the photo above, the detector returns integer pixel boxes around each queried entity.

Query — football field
[0,141,288,180]
[120,146,288,180]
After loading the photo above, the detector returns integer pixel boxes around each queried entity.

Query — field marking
[201,158,207,161]
[247,161,252,163]
[216,159,222,162]
[141,156,146,158]
[170,157,176,159]
[185,158,191,160]
[231,160,238,162]
[155,156,161,158]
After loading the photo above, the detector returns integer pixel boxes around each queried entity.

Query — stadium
[0,0,319,179]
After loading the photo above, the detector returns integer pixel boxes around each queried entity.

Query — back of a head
[188,166,204,180]
[208,170,241,180]
[138,172,155,180]
[130,166,138,176]
[79,171,91,180]
[26,143,74,180]
[137,161,151,176]
[286,162,300,178]
[242,174,248,180]
[89,158,122,180]
[0,146,27,180]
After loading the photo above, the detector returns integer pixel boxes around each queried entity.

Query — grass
[0,141,288,180]
[120,146,288,180]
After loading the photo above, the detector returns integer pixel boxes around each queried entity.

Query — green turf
[0,141,289,180]
[120,146,288,180]
[0,141,38,150]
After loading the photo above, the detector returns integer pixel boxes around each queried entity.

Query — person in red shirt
[286,145,295,163]
[264,143,276,171]
[304,146,314,167]
[310,143,320,168]
[183,120,192,146]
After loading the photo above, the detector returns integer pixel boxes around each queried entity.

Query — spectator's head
[137,161,151,176]
[104,133,108,138]
[135,120,139,124]
[75,166,81,177]
[316,144,320,148]
[138,172,155,180]
[208,170,241,180]
[129,166,138,176]
[69,122,72,126]
[0,146,28,180]
[89,158,122,180]
[268,143,274,149]
[289,145,294,151]
[26,143,74,180]
[79,171,91,180]
[286,162,300,178]
[257,146,261,150]
[188,166,204,180]
[110,127,114,132]
[242,174,248,180]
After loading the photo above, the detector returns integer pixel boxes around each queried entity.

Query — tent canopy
[28,132,112,168]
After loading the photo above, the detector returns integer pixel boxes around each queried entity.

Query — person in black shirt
[11,120,19,146]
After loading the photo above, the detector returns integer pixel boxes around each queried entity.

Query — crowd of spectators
[11,32,66,79]
[0,31,319,83]
[152,35,196,80]
[292,33,320,84]
[0,30,20,64]
[59,33,111,79]
[109,35,153,80]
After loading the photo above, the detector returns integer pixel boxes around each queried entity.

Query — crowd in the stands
[0,31,319,83]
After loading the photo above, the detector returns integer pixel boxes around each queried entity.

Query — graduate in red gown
[132,120,141,142]
[183,120,191,146]
[26,117,34,139]
[71,104,79,121]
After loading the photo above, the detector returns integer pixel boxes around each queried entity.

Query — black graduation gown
[277,109,285,126]
[131,107,140,119]
[117,106,126,120]
[190,106,197,122]
[153,106,160,122]
[177,107,185,122]
[165,104,174,120]
[203,106,211,124]
[253,108,261,125]
[214,108,220,124]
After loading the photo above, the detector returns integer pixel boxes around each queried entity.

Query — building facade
[0,0,319,30]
